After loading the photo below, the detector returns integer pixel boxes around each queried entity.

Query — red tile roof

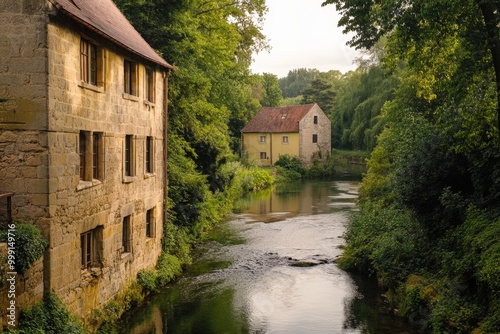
[241,103,317,133]
[49,0,173,69]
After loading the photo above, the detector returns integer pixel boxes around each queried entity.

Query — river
[119,178,420,334]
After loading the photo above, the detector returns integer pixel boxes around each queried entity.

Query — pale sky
[250,0,360,78]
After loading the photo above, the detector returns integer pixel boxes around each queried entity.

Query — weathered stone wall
[0,0,167,322]
[0,0,50,226]
[46,10,166,318]
[299,104,331,165]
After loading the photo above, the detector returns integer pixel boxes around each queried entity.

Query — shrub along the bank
[339,115,500,332]
[274,154,336,181]
[9,292,84,334]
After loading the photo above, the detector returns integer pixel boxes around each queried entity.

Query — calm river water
[119,178,420,334]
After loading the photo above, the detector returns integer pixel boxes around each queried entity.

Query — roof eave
[49,0,174,70]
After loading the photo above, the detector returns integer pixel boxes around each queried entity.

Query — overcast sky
[250,0,360,78]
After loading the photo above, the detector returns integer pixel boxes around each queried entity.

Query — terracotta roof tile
[241,103,317,133]
[49,0,173,69]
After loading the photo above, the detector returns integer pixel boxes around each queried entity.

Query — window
[145,67,155,103]
[79,131,103,182]
[122,215,131,253]
[124,135,135,177]
[314,116,318,124]
[282,135,289,144]
[81,230,92,270]
[124,60,138,96]
[79,131,88,180]
[259,135,266,143]
[260,152,267,159]
[146,208,154,238]
[92,132,100,179]
[80,227,102,270]
[312,134,318,143]
[145,136,154,174]
[80,38,104,88]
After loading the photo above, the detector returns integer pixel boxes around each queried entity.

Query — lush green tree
[301,78,335,113]
[259,72,283,107]
[322,0,500,143]
[278,68,321,98]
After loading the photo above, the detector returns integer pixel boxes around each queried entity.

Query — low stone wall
[0,243,44,331]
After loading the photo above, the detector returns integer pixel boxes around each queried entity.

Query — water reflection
[233,180,359,222]
[120,179,420,334]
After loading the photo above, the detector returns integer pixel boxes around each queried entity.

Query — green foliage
[301,78,336,113]
[0,222,48,275]
[278,68,321,98]
[136,270,158,293]
[234,166,275,192]
[274,154,337,180]
[338,202,424,286]
[259,73,283,107]
[274,155,306,175]
[332,62,398,151]
[17,292,84,334]
[155,253,183,287]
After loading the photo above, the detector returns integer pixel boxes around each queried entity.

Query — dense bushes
[340,110,500,332]
[0,222,48,275]
[274,154,337,181]
[9,292,84,334]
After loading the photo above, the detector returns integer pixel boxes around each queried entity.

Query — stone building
[0,0,173,324]
[241,103,331,166]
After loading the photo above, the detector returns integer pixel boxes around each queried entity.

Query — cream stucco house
[241,103,331,166]
[0,0,172,326]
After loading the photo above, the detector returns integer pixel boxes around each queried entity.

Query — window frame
[79,131,104,183]
[313,115,318,124]
[124,59,138,96]
[312,134,318,143]
[259,135,266,143]
[80,226,103,271]
[282,135,289,144]
[80,37,104,89]
[145,67,155,103]
[81,230,93,270]
[145,208,154,238]
[145,136,154,174]
[122,215,131,253]
[260,152,267,159]
[124,134,136,179]
[79,131,88,181]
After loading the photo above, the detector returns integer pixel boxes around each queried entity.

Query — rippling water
[119,179,421,334]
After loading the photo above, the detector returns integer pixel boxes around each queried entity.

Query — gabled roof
[49,0,173,70]
[241,103,317,133]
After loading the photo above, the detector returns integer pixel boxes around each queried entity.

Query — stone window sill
[122,175,136,184]
[122,92,139,102]
[121,252,133,261]
[76,179,102,191]
[79,81,104,93]
[144,172,156,179]
[144,100,156,108]
[81,267,102,286]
